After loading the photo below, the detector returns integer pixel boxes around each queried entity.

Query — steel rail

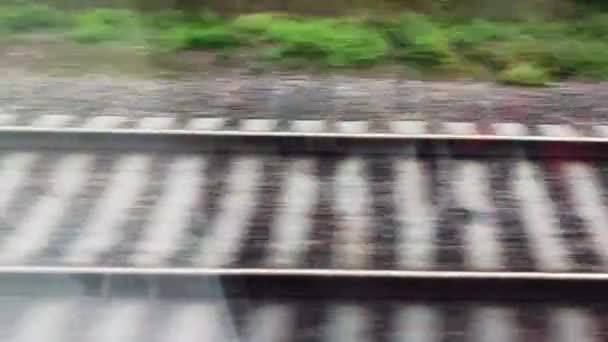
[1,266,608,281]
[4,266,608,301]
[0,127,604,157]
[0,126,606,142]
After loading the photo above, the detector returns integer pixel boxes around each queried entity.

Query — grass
[0,4,72,33]
[448,19,519,50]
[387,13,453,66]
[544,39,608,79]
[2,3,608,84]
[497,63,549,86]
[160,25,241,50]
[246,18,389,66]
[70,9,143,44]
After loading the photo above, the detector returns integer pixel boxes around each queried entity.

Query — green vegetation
[71,9,142,43]
[0,4,71,32]
[2,1,608,84]
[161,26,241,49]
[497,63,550,86]
[234,15,388,66]
[383,13,453,66]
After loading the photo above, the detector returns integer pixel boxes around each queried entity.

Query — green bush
[383,12,436,47]
[234,16,388,66]
[518,21,569,40]
[285,23,385,65]
[163,25,241,49]
[572,14,608,38]
[4,2,608,81]
[141,10,187,30]
[184,10,225,27]
[446,24,608,81]
[0,4,72,33]
[497,63,549,86]
[403,30,453,65]
[544,39,608,79]
[462,34,548,71]
[143,10,224,30]
[71,9,142,43]
[448,19,518,49]
[325,26,388,66]
[232,13,286,34]
[186,27,240,49]
[383,13,453,66]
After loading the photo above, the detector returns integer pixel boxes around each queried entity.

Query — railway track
[0,119,603,275]
[0,117,607,340]
[5,74,608,339]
